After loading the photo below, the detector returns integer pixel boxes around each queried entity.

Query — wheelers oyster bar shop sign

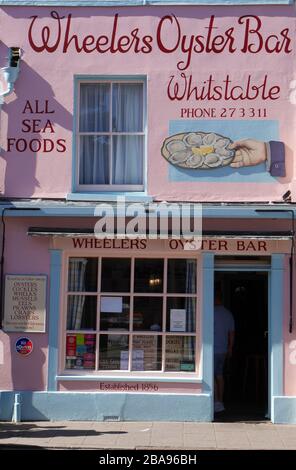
[7,8,292,204]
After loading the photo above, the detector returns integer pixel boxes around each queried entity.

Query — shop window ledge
[67,193,153,203]
[56,374,203,383]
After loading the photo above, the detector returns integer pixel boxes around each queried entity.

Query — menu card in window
[166,336,183,371]
[101,297,123,313]
[133,335,158,370]
[170,309,186,332]
[4,275,47,332]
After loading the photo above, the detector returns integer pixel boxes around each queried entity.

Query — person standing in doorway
[214,284,235,413]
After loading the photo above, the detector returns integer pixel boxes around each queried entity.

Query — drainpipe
[0,47,21,103]
[12,393,21,423]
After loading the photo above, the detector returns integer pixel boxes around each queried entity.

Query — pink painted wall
[283,256,296,396]
[0,218,50,391]
[0,5,295,202]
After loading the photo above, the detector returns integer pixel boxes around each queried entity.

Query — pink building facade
[0,0,296,423]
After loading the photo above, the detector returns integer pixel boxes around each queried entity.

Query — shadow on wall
[0,46,73,198]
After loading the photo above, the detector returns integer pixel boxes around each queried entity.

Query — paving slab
[1,420,296,450]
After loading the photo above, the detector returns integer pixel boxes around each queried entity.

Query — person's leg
[214,355,220,400]
[216,374,224,404]
[214,354,226,412]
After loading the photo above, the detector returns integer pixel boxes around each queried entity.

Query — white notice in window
[101,296,123,313]
[170,309,186,332]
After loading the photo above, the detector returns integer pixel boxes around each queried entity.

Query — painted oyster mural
[161,132,235,169]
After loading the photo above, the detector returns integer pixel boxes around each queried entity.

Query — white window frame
[75,78,146,192]
[60,253,201,379]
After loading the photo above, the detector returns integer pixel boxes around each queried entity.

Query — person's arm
[229,139,286,177]
[265,141,286,177]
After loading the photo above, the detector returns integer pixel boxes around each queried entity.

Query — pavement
[0,420,296,450]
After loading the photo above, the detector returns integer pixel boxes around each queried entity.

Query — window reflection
[134,259,164,293]
[101,258,131,292]
[133,297,163,331]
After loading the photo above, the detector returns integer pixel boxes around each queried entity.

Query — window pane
[112,83,143,132]
[167,259,196,293]
[134,259,164,293]
[79,135,109,185]
[99,334,129,370]
[101,258,131,292]
[67,295,97,330]
[112,135,144,185]
[166,297,196,333]
[100,296,130,331]
[65,333,96,370]
[165,336,196,372]
[132,335,162,371]
[79,83,110,132]
[68,257,98,292]
[133,297,163,331]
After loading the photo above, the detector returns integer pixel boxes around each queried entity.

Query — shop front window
[64,256,198,374]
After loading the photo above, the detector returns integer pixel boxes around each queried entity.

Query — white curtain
[79,83,110,184]
[79,82,144,185]
[67,258,87,330]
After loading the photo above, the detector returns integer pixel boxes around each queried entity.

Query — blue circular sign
[15,337,33,356]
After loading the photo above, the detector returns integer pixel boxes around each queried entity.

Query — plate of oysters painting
[161,131,235,169]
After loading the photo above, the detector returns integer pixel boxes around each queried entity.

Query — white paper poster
[101,296,123,313]
[120,350,129,370]
[170,309,186,332]
[132,349,144,371]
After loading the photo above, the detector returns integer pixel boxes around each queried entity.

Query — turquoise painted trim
[270,254,284,422]
[76,75,147,81]
[57,375,202,382]
[73,75,147,195]
[202,253,214,420]
[273,397,296,424]
[215,266,271,272]
[48,250,62,392]
[0,1,292,6]
[267,270,271,418]
[2,205,296,219]
[67,192,153,202]
[71,75,77,194]
[0,391,211,422]
[0,392,14,421]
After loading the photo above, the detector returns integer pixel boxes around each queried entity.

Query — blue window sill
[67,192,153,203]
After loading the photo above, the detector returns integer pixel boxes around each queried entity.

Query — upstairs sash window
[77,80,145,191]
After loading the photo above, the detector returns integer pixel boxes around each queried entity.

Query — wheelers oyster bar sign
[19,9,293,196]
[53,237,291,254]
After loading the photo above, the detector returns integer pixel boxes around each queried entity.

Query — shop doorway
[214,270,269,422]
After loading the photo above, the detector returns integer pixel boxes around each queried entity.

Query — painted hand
[229,139,267,168]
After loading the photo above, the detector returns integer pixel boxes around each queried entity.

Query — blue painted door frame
[202,253,284,422]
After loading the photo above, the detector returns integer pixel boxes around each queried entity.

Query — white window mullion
[109,82,113,185]
[96,257,102,370]
[162,258,168,372]
[128,257,135,372]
